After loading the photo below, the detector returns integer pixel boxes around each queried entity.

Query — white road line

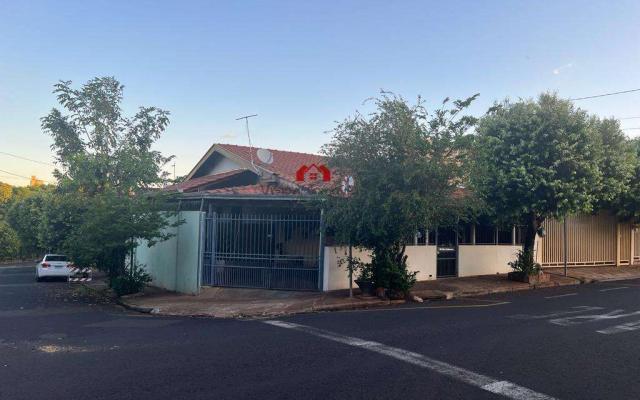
[509,306,603,320]
[597,320,640,335]
[544,293,578,299]
[263,320,557,400]
[599,287,629,292]
[550,309,640,326]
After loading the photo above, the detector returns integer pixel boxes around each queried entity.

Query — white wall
[135,211,204,295]
[323,245,437,291]
[458,245,521,277]
[324,244,522,290]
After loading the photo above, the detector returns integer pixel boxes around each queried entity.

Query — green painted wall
[135,211,203,295]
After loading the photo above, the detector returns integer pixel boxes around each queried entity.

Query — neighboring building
[29,176,44,187]
[135,143,638,294]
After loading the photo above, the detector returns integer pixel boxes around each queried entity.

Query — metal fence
[202,213,322,290]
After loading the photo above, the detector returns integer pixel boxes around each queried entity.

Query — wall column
[631,228,635,265]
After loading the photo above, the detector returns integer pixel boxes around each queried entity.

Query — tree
[471,93,627,265]
[40,77,176,279]
[612,137,640,221]
[322,93,479,293]
[6,187,51,257]
[0,220,19,260]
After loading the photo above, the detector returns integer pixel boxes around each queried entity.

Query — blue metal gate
[202,213,322,290]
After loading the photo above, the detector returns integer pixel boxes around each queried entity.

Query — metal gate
[202,213,322,290]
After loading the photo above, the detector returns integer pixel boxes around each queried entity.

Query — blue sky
[1,0,639,185]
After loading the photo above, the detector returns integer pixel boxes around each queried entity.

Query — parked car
[35,254,72,281]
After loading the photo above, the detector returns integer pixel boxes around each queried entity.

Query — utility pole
[235,114,258,169]
[172,162,176,181]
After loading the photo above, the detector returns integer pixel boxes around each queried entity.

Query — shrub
[110,263,151,296]
[508,249,541,276]
[338,255,372,281]
[372,249,417,295]
[0,220,20,261]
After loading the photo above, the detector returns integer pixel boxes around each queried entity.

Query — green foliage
[0,220,20,260]
[109,263,152,296]
[508,249,541,276]
[372,248,417,295]
[40,77,176,279]
[611,138,640,222]
[471,93,632,262]
[6,187,53,257]
[322,93,479,291]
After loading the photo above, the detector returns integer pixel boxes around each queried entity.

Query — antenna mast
[235,114,258,169]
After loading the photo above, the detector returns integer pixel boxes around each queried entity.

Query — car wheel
[35,274,42,282]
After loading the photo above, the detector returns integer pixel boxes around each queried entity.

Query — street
[2,263,640,399]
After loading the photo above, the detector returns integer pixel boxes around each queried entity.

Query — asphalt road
[2,263,640,400]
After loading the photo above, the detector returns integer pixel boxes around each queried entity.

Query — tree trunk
[523,213,544,264]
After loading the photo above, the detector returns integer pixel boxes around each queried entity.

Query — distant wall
[135,211,204,295]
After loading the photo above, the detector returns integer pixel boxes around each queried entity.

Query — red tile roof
[203,184,301,196]
[167,169,248,192]
[217,144,327,185]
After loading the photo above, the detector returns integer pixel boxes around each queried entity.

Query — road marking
[599,287,629,292]
[509,306,603,320]
[550,309,640,326]
[544,293,578,299]
[597,320,640,335]
[264,320,557,400]
[337,301,511,313]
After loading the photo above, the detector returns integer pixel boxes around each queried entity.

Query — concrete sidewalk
[544,265,640,283]
[120,286,405,318]
[119,266,640,318]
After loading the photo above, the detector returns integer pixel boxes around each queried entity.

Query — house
[135,143,639,294]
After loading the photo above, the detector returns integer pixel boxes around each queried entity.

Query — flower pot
[355,279,375,296]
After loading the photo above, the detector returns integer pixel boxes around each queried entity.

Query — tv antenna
[236,114,258,169]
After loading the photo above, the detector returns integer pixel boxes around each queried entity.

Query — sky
[1,0,639,186]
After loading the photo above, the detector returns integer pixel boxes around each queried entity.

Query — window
[497,227,514,245]
[45,255,68,262]
[476,224,496,244]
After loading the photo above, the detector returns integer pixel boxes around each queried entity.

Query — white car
[36,254,72,281]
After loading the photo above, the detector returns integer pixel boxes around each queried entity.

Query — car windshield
[45,255,68,262]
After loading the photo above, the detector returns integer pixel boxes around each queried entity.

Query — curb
[116,298,158,314]
[312,299,406,312]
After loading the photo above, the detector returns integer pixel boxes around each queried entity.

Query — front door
[436,228,457,278]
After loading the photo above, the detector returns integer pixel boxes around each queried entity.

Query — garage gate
[202,212,322,290]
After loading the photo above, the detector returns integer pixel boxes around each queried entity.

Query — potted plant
[339,254,376,296]
[354,263,376,296]
[507,249,549,284]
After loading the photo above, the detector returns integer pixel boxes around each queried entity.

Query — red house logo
[296,164,331,182]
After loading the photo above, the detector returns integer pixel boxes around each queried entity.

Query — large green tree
[0,220,19,260]
[40,77,176,278]
[322,93,479,292]
[472,93,633,264]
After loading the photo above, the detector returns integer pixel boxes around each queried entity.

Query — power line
[620,116,640,120]
[569,88,640,101]
[623,127,640,130]
[0,169,54,184]
[0,151,55,166]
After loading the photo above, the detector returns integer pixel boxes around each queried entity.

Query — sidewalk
[544,265,640,283]
[120,286,405,318]
[119,266,640,319]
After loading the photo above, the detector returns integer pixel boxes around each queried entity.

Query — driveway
[2,262,640,399]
